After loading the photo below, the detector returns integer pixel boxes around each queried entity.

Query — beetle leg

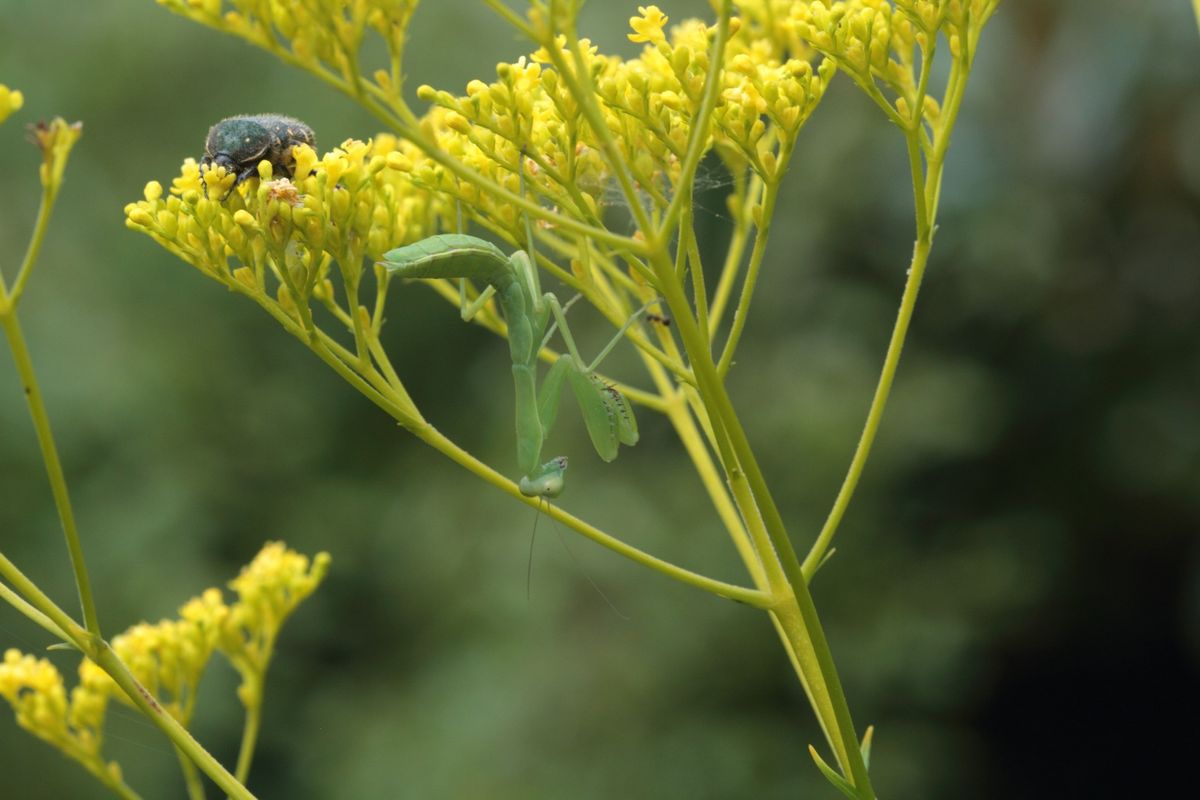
[221,164,257,202]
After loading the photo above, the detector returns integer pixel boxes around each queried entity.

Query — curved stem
[4,183,57,307]
[410,423,772,608]
[802,233,931,580]
[0,310,101,637]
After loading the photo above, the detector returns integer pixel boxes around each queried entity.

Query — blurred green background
[2,1,1198,797]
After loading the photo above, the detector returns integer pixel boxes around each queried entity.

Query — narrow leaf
[860,725,875,771]
[808,745,858,800]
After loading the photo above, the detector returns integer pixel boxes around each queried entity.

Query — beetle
[201,114,315,199]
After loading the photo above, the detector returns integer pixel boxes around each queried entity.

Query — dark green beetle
[201,114,315,199]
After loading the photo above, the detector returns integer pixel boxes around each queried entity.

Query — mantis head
[519,456,569,498]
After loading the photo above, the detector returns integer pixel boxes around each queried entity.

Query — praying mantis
[379,221,653,499]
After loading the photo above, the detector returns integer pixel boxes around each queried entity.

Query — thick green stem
[91,645,257,800]
[651,254,874,796]
[176,746,208,800]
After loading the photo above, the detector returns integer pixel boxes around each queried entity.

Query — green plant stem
[657,5,736,245]
[650,251,873,796]
[410,423,772,606]
[229,277,763,605]
[803,39,978,578]
[0,553,252,797]
[541,1,871,790]
[801,233,931,581]
[175,746,208,800]
[707,171,756,334]
[0,552,87,644]
[716,160,788,378]
[3,181,57,308]
[0,310,101,637]
[234,692,263,784]
[0,579,71,642]
[76,750,143,800]
[90,645,257,800]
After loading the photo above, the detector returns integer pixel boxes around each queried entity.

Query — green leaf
[808,745,858,800]
[860,725,875,771]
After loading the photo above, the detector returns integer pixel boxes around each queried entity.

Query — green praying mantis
[378,215,655,499]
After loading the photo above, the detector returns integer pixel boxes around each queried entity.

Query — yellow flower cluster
[157,0,419,92]
[412,2,832,233]
[126,137,444,309]
[220,543,331,707]
[0,543,327,774]
[790,0,999,118]
[0,84,23,126]
[0,649,119,785]
[78,588,228,723]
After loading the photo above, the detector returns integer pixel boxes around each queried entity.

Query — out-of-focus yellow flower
[0,84,23,125]
[220,543,330,708]
[79,588,229,724]
[0,649,120,784]
[628,5,669,44]
[26,118,82,190]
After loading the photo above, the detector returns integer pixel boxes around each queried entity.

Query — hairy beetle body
[201,114,315,199]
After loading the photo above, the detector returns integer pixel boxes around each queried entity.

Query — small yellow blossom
[126,135,447,321]
[0,84,23,125]
[0,649,120,784]
[628,5,669,44]
[220,543,331,708]
[79,588,229,724]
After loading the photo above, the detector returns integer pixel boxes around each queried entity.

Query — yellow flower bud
[0,84,23,125]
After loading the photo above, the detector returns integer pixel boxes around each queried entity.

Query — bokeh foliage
[1,1,1198,797]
